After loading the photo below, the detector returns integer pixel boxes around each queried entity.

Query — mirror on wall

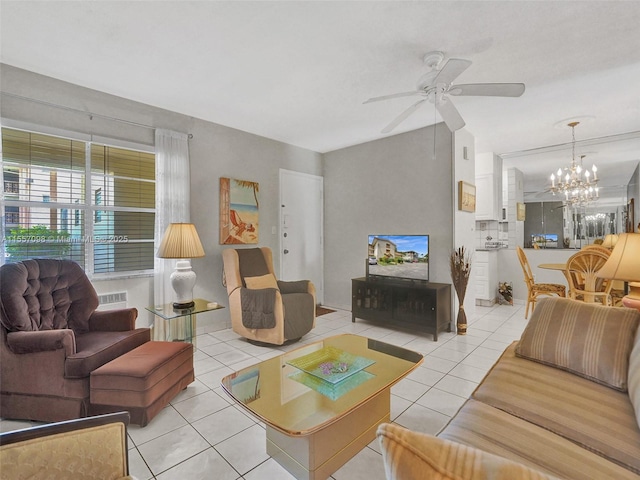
[524,201,626,249]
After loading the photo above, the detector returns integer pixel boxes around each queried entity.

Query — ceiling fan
[364,51,525,133]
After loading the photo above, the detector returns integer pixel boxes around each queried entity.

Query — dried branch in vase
[450,246,472,334]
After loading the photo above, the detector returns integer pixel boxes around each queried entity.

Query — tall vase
[456,301,467,335]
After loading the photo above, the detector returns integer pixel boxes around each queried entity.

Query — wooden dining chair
[565,249,613,306]
[516,246,566,319]
[582,245,612,255]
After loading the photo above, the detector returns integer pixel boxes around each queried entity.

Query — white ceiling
[1,1,640,203]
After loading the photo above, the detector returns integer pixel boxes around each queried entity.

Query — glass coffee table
[221,334,423,480]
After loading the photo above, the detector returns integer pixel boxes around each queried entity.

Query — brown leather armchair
[222,247,315,345]
[0,259,150,422]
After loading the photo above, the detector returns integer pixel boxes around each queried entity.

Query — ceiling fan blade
[363,91,420,104]
[432,58,472,86]
[381,99,427,134]
[448,83,525,97]
[436,98,466,132]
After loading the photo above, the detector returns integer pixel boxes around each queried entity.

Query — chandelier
[549,121,599,206]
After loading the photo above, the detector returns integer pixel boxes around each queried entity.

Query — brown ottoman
[90,341,194,426]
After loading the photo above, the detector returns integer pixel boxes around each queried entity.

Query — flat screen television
[367,235,429,282]
[531,233,558,248]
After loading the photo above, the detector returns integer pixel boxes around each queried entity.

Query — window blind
[2,128,156,275]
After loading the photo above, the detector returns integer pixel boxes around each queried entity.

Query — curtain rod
[1,92,193,139]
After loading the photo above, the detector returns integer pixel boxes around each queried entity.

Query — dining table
[538,262,624,303]
[538,263,572,283]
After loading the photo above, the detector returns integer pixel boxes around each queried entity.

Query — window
[2,127,155,276]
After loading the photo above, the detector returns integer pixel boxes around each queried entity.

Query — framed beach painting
[458,181,476,212]
[219,177,259,244]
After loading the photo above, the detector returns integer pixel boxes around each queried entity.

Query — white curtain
[154,129,191,310]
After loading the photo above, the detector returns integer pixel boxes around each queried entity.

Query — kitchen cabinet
[475,172,502,220]
[475,250,499,306]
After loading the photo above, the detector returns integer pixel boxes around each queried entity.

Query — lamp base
[622,283,640,313]
[173,301,195,310]
[170,260,197,309]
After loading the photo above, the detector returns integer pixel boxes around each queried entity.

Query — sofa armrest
[89,308,138,332]
[377,423,561,480]
[6,329,76,355]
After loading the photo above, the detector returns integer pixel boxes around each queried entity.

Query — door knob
[284,249,289,254]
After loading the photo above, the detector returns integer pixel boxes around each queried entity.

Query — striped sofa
[377,297,640,479]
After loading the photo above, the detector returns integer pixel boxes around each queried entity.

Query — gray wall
[1,64,322,329]
[524,201,564,248]
[1,64,459,324]
[323,126,454,310]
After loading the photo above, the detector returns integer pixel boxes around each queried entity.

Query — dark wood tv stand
[351,277,452,341]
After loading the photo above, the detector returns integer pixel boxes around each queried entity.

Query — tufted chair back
[0,259,99,334]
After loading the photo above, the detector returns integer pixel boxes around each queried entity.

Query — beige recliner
[222,247,316,345]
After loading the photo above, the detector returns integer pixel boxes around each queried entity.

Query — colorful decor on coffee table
[286,346,375,384]
[289,370,375,401]
[286,347,376,400]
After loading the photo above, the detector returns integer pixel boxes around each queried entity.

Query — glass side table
[146,298,224,346]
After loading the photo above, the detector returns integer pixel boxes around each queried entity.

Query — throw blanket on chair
[240,288,277,329]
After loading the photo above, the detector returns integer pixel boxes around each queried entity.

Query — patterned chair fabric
[516,246,566,319]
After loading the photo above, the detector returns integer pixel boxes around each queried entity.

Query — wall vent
[98,291,128,310]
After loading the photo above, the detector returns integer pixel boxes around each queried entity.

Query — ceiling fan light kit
[364,51,525,133]
[548,121,600,207]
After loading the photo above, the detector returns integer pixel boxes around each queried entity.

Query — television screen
[531,233,558,248]
[367,235,429,282]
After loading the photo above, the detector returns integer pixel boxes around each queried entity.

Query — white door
[279,169,323,304]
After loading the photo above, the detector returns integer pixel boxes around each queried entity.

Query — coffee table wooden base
[266,387,391,480]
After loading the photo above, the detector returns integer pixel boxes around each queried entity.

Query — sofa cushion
[515,297,640,391]
[473,343,640,475]
[377,422,560,480]
[629,328,640,430]
[439,399,640,480]
[282,292,314,340]
[278,280,309,294]
[236,248,270,284]
[0,259,99,333]
[245,273,279,290]
[66,329,150,378]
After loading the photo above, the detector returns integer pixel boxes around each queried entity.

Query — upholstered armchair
[222,247,316,345]
[0,259,150,422]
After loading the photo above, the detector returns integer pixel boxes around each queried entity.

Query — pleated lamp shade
[157,223,205,308]
[597,233,640,311]
[157,223,205,259]
[601,234,619,250]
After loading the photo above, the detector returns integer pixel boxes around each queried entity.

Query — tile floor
[0,302,529,479]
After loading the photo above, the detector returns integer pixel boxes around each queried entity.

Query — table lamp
[597,233,640,311]
[601,234,618,250]
[157,223,205,309]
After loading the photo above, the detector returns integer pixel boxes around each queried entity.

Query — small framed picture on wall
[458,181,476,212]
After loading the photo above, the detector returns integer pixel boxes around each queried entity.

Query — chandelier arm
[547,121,599,207]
